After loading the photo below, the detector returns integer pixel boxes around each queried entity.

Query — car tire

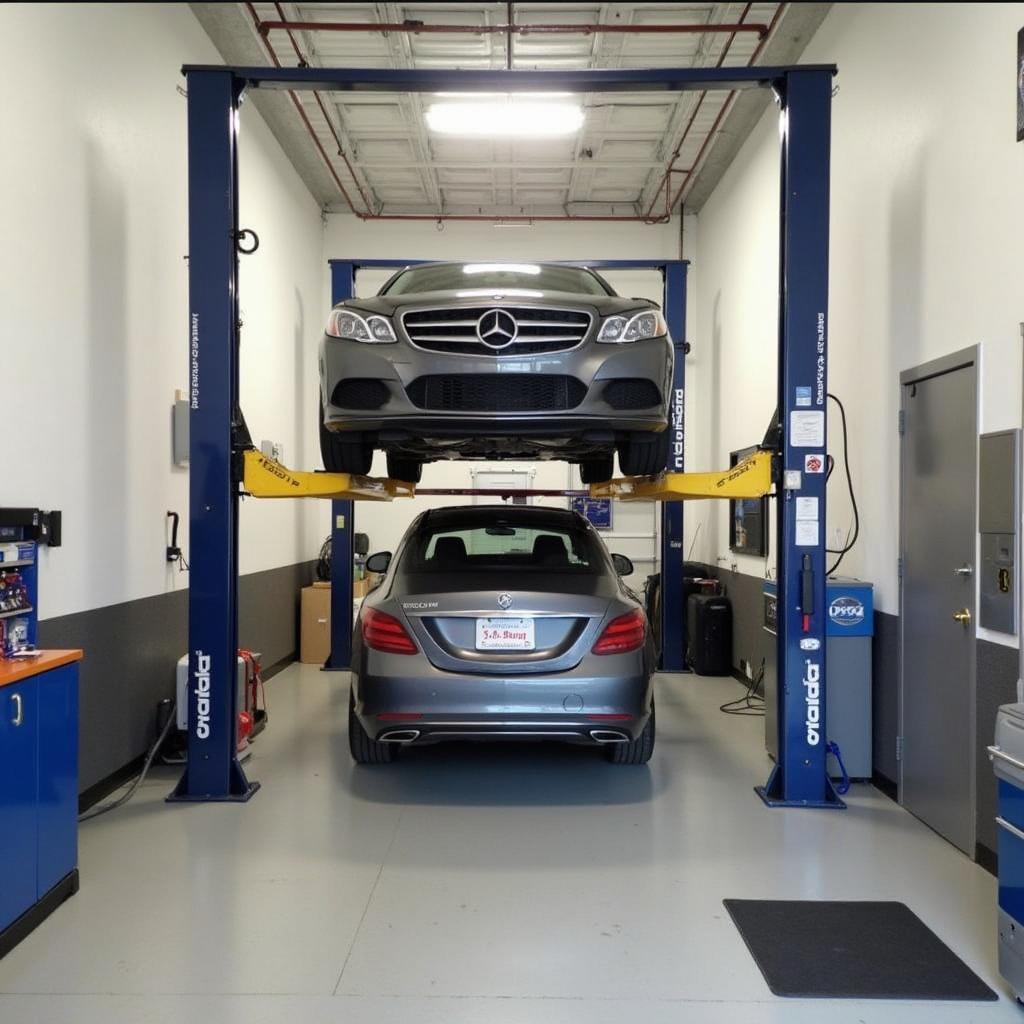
[320,404,373,475]
[386,453,423,484]
[617,429,670,477]
[578,455,614,484]
[348,689,395,764]
[606,702,655,764]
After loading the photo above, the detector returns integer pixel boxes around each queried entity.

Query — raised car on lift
[319,261,674,483]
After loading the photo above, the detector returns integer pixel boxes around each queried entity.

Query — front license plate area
[476,617,535,651]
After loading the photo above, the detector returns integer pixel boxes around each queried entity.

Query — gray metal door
[900,351,977,854]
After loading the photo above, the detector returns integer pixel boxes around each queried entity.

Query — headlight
[597,310,668,343]
[325,309,397,343]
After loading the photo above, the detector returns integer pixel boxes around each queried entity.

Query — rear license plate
[476,617,535,651]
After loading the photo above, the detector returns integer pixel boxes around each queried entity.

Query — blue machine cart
[992,704,1024,999]
[764,578,874,779]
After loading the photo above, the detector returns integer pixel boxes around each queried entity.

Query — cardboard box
[353,577,369,599]
[300,585,331,664]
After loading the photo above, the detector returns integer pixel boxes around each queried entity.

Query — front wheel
[617,429,670,477]
[349,689,395,764]
[606,702,655,764]
[320,405,373,475]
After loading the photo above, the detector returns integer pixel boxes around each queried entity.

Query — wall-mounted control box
[979,429,1020,635]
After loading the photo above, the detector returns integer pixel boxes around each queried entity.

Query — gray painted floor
[0,665,1017,1022]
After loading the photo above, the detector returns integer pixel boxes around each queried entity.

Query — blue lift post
[323,258,687,674]
[171,69,258,801]
[756,68,841,808]
[177,62,835,805]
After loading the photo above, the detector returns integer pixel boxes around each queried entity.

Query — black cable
[825,393,859,576]
[79,703,177,821]
[720,661,765,716]
[316,535,332,581]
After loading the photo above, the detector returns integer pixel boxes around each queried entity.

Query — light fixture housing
[425,96,584,138]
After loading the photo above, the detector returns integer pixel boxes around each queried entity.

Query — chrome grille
[402,306,592,355]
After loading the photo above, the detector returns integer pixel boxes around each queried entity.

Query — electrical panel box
[980,430,1019,635]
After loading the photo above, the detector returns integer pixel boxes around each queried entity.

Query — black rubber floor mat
[723,900,998,1000]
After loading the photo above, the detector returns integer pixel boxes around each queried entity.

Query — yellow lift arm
[241,447,774,503]
[588,449,774,502]
[241,449,414,501]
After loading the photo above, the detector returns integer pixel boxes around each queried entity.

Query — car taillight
[592,608,646,655]
[362,608,418,655]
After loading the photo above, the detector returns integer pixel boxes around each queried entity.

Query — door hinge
[896,735,903,762]
[898,410,905,436]
[897,556,904,580]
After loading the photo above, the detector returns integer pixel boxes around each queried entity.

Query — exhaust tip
[590,729,629,744]
[380,729,420,744]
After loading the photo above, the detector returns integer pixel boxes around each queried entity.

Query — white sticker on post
[796,497,819,521]
[795,520,819,546]
[784,470,802,490]
[790,410,825,447]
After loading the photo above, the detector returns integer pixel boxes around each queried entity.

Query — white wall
[3,3,325,620]
[695,2,1024,644]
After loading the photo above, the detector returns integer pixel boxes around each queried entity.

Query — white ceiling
[192,2,830,219]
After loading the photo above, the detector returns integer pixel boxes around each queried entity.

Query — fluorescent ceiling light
[463,263,541,276]
[425,97,583,137]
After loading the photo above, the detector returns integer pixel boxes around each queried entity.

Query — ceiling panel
[193,1,821,218]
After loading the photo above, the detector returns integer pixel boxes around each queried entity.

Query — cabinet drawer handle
[11,692,23,727]
[989,745,1024,773]
[997,816,1024,843]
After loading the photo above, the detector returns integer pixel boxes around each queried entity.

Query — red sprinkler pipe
[664,3,788,214]
[257,20,769,40]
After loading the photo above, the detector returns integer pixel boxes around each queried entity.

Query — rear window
[403,520,604,574]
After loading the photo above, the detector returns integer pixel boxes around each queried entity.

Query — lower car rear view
[348,505,656,765]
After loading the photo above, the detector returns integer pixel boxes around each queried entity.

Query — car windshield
[403,515,604,574]
[381,263,612,297]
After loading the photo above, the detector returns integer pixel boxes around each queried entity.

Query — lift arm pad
[241,449,414,501]
[589,449,773,501]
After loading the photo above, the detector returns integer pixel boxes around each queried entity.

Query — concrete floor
[0,665,1017,1023]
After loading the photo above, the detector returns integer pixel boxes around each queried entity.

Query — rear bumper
[351,654,653,745]
[367,715,649,747]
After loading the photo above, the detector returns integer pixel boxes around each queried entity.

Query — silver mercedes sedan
[319,262,674,483]
[348,505,656,765]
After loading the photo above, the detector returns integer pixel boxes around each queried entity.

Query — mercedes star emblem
[497,592,513,610]
[476,308,518,349]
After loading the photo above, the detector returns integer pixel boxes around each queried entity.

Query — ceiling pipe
[643,2,757,220]
[663,3,788,215]
[257,20,769,39]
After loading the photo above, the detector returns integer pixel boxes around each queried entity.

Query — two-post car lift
[172,62,841,811]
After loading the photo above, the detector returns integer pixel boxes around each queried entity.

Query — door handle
[953,564,973,578]
[952,608,971,625]
[10,692,23,727]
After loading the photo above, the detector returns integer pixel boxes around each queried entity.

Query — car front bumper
[319,333,673,440]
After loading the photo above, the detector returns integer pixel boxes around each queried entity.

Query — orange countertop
[0,650,83,689]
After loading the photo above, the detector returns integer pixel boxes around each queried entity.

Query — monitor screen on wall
[729,446,769,557]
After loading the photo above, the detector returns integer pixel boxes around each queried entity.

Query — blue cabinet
[0,654,80,957]
[0,681,39,930]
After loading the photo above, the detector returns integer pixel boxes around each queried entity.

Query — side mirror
[611,553,634,576]
[365,551,392,574]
